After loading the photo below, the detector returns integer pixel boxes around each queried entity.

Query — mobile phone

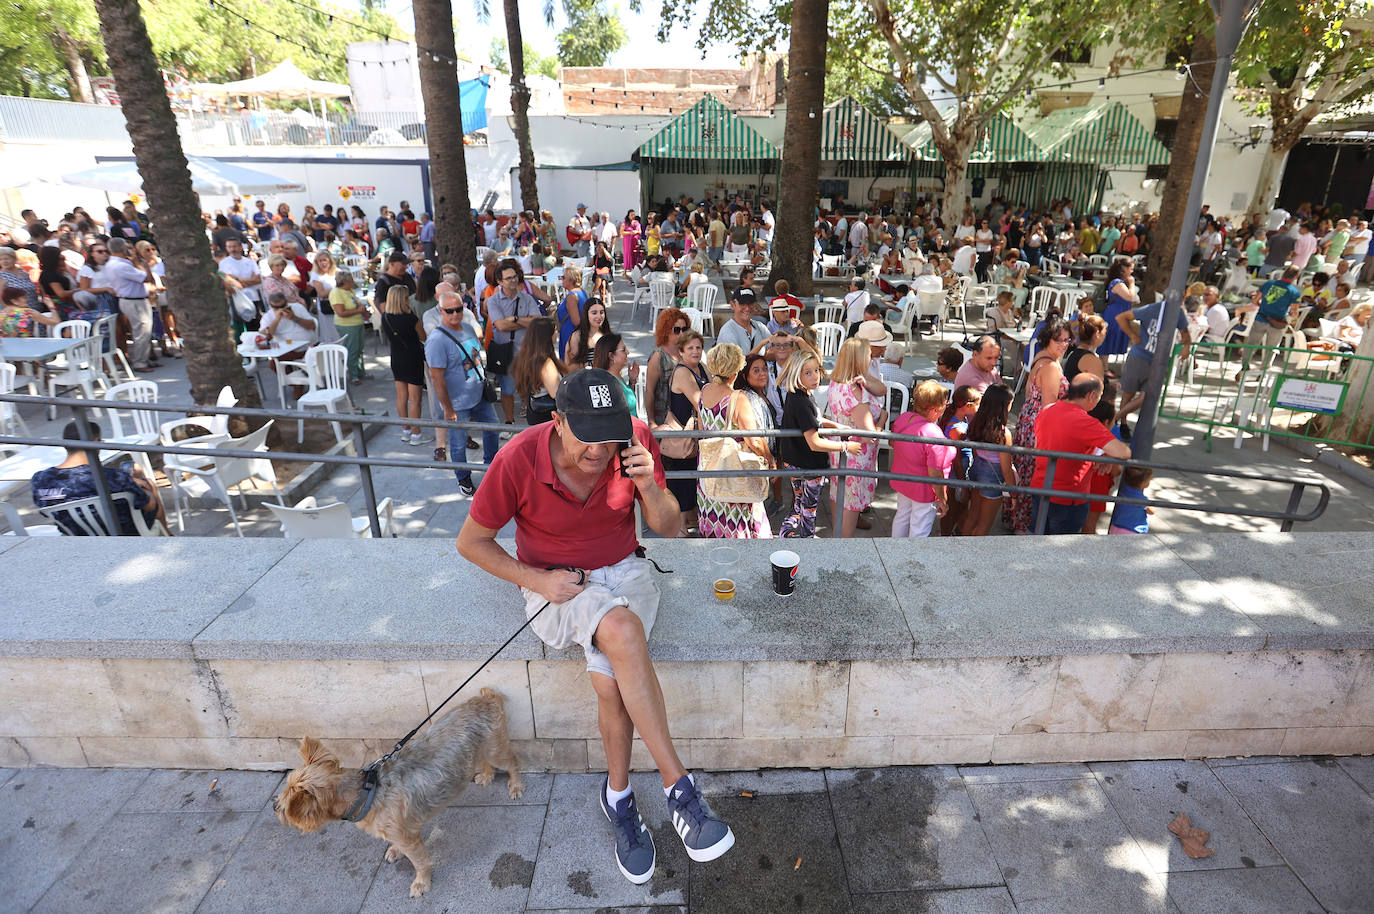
[618,440,634,477]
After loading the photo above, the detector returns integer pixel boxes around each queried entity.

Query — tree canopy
[0,0,405,99]
[489,37,560,79]
[556,0,628,67]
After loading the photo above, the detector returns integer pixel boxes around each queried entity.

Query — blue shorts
[968,457,1005,499]
[497,373,515,396]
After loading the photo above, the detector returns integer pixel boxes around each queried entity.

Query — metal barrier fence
[1159,339,1374,452]
[0,392,1330,539]
[0,94,456,148]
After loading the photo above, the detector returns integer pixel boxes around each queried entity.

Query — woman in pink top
[889,380,954,537]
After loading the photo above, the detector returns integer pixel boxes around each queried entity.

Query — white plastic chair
[46,338,103,419]
[265,495,395,538]
[0,501,59,536]
[159,386,237,453]
[164,420,282,536]
[103,379,160,479]
[37,490,166,537]
[49,320,92,373]
[813,301,842,326]
[1027,286,1058,324]
[812,322,845,363]
[294,344,351,443]
[90,314,135,386]
[649,279,677,329]
[886,295,919,353]
[0,361,32,438]
[634,369,647,421]
[1088,254,1109,266]
[681,307,713,345]
[687,283,720,314]
[881,379,910,453]
[1012,338,1038,398]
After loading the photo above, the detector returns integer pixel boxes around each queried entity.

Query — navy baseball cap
[556,369,632,444]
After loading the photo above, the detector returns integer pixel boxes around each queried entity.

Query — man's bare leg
[592,606,687,789]
[589,672,634,792]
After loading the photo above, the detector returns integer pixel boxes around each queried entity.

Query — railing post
[351,417,383,538]
[834,467,847,538]
[1033,457,1055,535]
[73,403,119,534]
[1280,482,1305,533]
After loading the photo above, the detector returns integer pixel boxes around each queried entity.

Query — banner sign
[1271,375,1348,416]
[338,185,376,200]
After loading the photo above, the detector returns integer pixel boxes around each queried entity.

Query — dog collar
[340,765,380,822]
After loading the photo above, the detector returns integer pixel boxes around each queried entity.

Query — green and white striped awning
[636,94,780,162]
[903,109,1043,163]
[820,96,914,162]
[1025,101,1171,166]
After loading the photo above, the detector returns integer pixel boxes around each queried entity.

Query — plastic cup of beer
[711,546,738,601]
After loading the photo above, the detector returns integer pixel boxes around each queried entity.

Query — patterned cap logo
[590,384,612,408]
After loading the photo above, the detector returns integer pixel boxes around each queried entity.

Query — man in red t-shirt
[1030,373,1132,534]
[458,369,735,883]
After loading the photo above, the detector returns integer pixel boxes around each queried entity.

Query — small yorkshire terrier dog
[275,687,524,897]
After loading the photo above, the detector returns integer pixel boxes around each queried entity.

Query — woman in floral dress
[825,338,887,538]
[1005,315,1072,533]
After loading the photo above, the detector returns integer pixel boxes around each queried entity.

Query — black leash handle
[366,566,586,770]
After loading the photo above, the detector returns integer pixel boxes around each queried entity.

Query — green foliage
[489,37,560,78]
[1234,0,1374,115]
[555,0,628,67]
[0,0,404,99]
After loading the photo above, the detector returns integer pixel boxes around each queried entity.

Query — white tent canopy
[61,156,306,197]
[191,59,349,101]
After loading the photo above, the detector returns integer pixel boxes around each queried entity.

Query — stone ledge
[2,534,1371,662]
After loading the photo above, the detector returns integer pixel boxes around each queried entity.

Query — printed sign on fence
[1271,375,1348,416]
[338,185,377,200]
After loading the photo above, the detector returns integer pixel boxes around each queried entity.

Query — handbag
[487,338,515,375]
[231,290,258,323]
[654,410,698,460]
[439,328,499,403]
[699,395,769,504]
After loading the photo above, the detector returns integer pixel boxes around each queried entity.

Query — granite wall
[2,534,1371,770]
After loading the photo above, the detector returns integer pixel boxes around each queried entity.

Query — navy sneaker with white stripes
[665,774,735,862]
[598,776,656,884]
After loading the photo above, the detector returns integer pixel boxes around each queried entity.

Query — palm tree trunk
[772,0,829,296]
[504,0,540,213]
[92,0,259,411]
[1142,29,1216,303]
[414,0,477,267]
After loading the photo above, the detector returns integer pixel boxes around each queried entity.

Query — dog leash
[342,566,585,822]
[342,552,674,823]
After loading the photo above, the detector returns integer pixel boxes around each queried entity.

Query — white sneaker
[407,431,424,446]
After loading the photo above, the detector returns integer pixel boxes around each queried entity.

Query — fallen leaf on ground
[1168,812,1214,859]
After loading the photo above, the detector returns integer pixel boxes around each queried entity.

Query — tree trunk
[92,0,259,412]
[414,0,476,268]
[772,0,829,296]
[1247,139,1293,216]
[1332,325,1374,448]
[1142,29,1216,303]
[52,25,94,104]
[504,0,539,213]
[935,117,977,224]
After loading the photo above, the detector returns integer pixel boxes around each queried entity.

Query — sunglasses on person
[440,306,463,314]
[270,304,286,310]
[672,325,687,334]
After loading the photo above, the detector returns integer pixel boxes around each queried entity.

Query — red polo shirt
[1030,400,1116,505]
[468,417,667,570]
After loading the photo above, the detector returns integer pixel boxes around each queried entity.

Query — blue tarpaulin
[460,75,489,133]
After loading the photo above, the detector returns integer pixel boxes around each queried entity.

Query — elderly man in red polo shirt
[457,369,734,885]
[1030,372,1133,534]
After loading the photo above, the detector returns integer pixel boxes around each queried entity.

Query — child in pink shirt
[890,380,954,536]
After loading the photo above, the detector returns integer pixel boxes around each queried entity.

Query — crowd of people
[6,186,1368,539]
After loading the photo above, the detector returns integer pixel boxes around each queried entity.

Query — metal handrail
[0,392,1330,537]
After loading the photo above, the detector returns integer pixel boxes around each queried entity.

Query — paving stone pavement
[2,757,1370,913]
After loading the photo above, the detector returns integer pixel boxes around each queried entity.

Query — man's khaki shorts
[520,554,659,679]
